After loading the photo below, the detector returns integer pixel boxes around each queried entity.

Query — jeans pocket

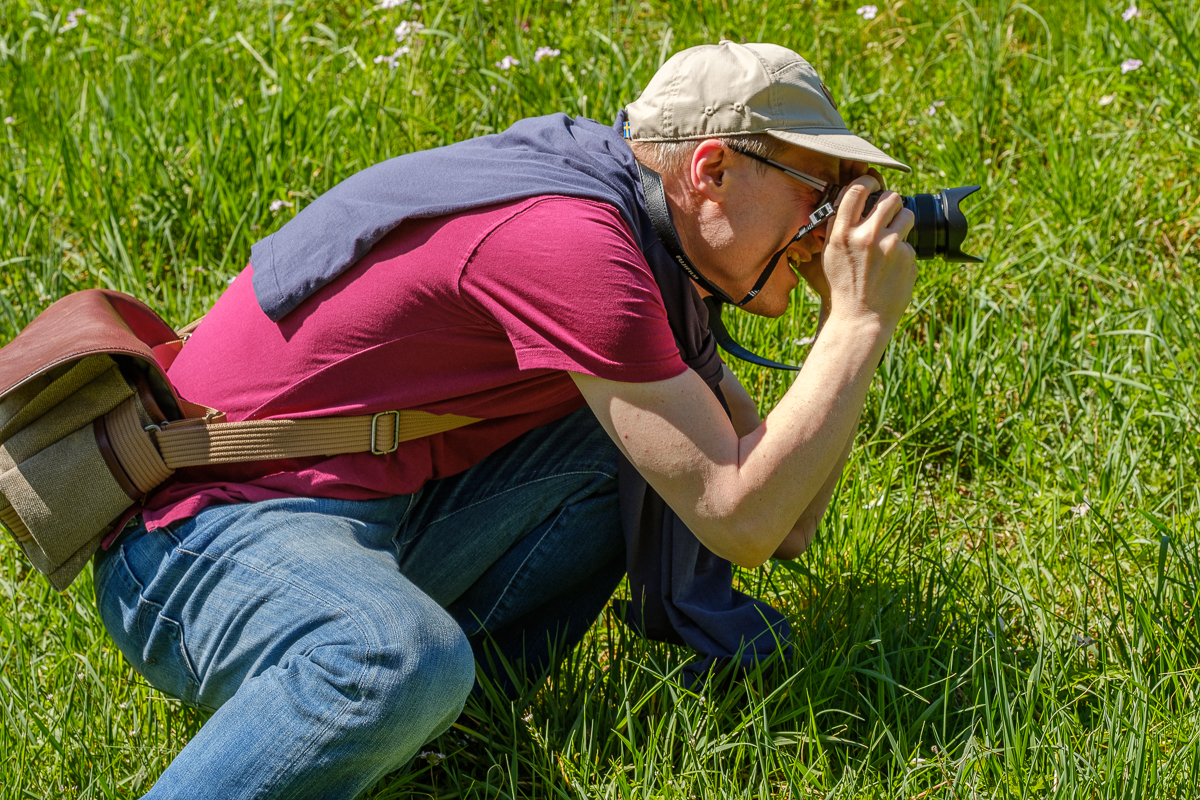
[391,487,425,553]
[95,545,202,707]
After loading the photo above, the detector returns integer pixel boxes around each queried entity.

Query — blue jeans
[94,407,625,799]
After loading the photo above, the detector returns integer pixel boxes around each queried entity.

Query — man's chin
[740,295,790,319]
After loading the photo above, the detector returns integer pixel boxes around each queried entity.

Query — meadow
[1,0,1199,796]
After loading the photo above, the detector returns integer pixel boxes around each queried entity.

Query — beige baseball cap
[625,41,910,173]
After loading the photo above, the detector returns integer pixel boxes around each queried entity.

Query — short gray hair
[628,133,787,176]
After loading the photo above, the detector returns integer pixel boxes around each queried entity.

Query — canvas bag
[0,289,478,590]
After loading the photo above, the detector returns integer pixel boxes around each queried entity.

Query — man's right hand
[820,175,918,336]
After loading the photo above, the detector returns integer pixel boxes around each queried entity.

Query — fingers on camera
[891,206,916,236]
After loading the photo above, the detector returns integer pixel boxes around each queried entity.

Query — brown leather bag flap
[0,290,184,415]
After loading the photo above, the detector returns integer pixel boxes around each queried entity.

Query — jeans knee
[345,607,474,741]
[397,618,475,717]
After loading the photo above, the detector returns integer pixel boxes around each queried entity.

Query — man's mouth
[787,247,812,267]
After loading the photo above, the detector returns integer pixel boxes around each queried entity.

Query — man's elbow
[770,518,818,561]
[691,486,818,567]
[705,513,806,569]
[690,497,778,568]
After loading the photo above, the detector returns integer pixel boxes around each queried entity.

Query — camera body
[862,186,982,263]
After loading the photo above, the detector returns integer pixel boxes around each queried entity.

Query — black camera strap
[636,162,802,371]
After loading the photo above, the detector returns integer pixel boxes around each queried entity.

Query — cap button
[733,102,744,112]
[704,106,715,116]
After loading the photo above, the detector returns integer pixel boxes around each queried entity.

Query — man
[94,42,915,798]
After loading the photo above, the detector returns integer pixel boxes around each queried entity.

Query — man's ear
[689,139,733,202]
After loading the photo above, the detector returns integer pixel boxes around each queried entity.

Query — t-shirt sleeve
[459,196,688,383]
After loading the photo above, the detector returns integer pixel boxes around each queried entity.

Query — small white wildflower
[374,45,410,68]
[522,711,534,722]
[266,84,280,96]
[418,750,446,765]
[379,0,406,8]
[1120,58,1143,73]
[794,335,815,346]
[1070,500,1091,517]
[3,116,13,125]
[863,496,885,510]
[59,7,86,33]
[782,23,792,30]
[1121,4,1139,21]
[269,198,294,212]
[489,84,497,93]
[533,46,561,63]
[232,97,244,107]
[495,55,519,70]
[926,99,946,116]
[1098,94,1115,106]
[856,5,878,20]
[394,20,424,42]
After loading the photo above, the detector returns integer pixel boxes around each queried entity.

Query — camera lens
[862,186,982,263]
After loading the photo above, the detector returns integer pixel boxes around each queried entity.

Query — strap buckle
[370,411,401,455]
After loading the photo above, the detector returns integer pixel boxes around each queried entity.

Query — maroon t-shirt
[142,196,687,529]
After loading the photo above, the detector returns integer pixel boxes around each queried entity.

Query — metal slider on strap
[370,410,400,455]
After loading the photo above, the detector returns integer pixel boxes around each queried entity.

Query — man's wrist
[816,297,831,335]
[823,308,889,337]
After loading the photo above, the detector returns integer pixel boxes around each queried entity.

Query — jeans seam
[114,546,146,596]
[422,468,616,529]
[252,639,372,800]
[392,487,425,550]
[476,505,565,631]
[112,547,205,693]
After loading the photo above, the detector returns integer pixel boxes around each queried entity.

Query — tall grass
[2,0,1199,796]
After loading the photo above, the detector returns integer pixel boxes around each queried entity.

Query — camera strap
[636,162,808,371]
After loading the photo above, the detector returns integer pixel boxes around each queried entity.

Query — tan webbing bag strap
[153,409,481,469]
[0,291,487,591]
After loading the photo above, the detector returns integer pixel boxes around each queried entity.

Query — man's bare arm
[571,183,914,569]
[572,312,883,567]
[770,419,855,559]
[719,362,854,560]
[718,363,761,438]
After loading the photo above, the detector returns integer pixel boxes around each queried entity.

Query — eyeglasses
[724,144,841,208]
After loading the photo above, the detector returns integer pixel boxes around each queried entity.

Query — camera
[863,186,982,263]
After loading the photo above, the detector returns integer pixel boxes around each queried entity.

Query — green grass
[2,0,1199,796]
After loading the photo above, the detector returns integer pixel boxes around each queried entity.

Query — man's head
[625,42,908,317]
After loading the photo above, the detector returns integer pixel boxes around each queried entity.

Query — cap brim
[767,128,911,173]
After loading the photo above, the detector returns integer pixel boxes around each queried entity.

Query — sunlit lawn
[2,0,1199,796]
